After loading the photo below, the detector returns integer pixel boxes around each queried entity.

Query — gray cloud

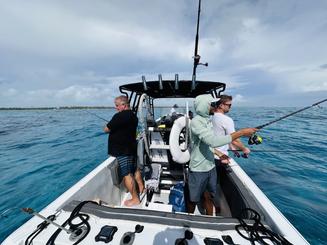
[0,0,326,107]
[320,64,327,70]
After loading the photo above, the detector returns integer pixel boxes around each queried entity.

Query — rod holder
[158,74,163,90]
[22,208,71,234]
[175,74,179,90]
[142,76,148,91]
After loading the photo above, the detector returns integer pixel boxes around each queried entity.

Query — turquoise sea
[0,107,326,244]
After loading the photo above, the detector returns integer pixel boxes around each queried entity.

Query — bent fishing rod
[248,98,327,145]
[256,98,327,129]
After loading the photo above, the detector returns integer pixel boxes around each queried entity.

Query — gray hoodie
[190,94,232,172]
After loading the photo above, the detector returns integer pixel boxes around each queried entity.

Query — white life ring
[169,116,190,164]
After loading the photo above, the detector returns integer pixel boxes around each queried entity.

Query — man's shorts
[188,167,217,203]
[116,155,136,179]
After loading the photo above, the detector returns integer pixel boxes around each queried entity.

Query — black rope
[25,214,56,245]
[235,208,293,245]
[46,201,98,245]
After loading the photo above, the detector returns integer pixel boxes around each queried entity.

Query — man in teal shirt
[187,94,257,214]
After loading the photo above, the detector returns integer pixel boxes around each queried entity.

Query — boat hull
[2,157,308,244]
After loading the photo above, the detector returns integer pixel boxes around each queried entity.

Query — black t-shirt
[107,110,138,156]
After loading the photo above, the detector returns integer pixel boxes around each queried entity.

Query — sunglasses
[223,103,232,107]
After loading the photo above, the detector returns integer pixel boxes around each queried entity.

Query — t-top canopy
[119,79,226,99]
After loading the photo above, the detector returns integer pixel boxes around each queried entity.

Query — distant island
[0,106,114,110]
[0,106,174,110]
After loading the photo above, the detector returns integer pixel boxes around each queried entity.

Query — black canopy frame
[119,79,226,113]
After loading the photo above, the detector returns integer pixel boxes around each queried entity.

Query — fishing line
[249,98,327,145]
[84,110,109,123]
[0,207,21,219]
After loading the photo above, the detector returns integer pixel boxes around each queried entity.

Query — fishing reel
[248,134,263,145]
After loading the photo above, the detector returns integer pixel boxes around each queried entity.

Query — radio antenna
[192,0,208,82]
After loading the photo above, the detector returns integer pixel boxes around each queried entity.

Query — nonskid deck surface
[121,189,173,212]
[119,185,232,217]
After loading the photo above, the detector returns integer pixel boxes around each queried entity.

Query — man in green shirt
[187,94,257,214]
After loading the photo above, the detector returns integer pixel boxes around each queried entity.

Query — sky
[0,0,326,107]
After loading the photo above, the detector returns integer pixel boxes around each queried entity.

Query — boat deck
[119,185,232,217]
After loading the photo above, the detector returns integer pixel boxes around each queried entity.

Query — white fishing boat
[2,79,309,244]
[2,1,309,244]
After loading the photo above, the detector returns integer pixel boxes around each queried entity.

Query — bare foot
[124,198,140,207]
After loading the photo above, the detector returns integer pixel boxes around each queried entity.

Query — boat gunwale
[63,200,256,231]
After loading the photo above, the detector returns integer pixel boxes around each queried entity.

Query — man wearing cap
[187,94,257,215]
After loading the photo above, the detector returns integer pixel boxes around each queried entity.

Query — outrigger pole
[256,98,327,129]
[192,0,207,84]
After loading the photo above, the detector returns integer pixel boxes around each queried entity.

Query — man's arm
[213,149,230,164]
[192,120,232,148]
[104,125,110,133]
[104,114,116,133]
[192,119,257,148]
[230,128,257,140]
[232,138,251,155]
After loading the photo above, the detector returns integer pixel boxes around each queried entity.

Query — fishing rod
[256,98,327,129]
[192,0,208,81]
[227,149,306,158]
[229,149,303,153]
[84,110,109,122]
[249,98,327,145]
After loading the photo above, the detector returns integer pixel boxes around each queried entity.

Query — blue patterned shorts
[116,155,136,179]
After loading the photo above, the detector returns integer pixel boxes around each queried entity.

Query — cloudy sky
[0,0,326,107]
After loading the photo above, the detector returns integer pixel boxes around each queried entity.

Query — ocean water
[0,107,326,244]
